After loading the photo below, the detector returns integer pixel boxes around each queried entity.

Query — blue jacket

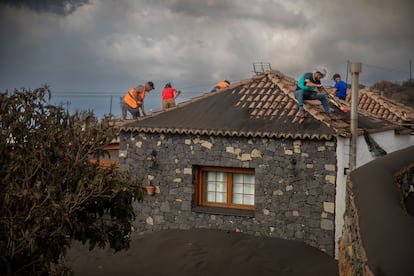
[333,80,347,99]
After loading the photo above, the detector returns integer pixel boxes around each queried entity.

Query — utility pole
[346,60,350,84]
[109,95,113,115]
[349,62,362,171]
[66,101,71,115]
[410,60,412,82]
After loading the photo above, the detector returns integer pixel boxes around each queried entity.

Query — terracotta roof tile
[120,70,414,140]
[356,89,414,124]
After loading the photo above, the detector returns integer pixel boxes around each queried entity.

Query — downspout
[336,63,362,259]
[349,63,362,171]
[335,63,361,259]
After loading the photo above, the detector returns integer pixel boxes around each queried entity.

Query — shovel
[320,86,348,113]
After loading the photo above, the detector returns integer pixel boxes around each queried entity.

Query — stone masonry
[339,153,414,275]
[120,131,337,256]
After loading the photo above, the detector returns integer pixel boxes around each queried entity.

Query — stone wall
[339,145,414,275]
[120,131,337,256]
[338,182,372,275]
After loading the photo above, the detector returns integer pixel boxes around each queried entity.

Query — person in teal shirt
[294,68,332,118]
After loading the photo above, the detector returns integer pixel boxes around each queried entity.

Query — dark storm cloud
[299,0,414,84]
[167,0,233,18]
[0,0,413,97]
[1,0,90,15]
[166,0,307,28]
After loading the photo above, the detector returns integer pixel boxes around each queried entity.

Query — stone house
[89,120,124,169]
[119,70,414,257]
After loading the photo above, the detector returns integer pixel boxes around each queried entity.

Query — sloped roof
[120,70,414,140]
[357,88,414,124]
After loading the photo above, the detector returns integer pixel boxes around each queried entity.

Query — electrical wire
[363,63,408,73]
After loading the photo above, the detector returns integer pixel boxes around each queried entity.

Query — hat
[332,73,341,80]
[147,81,154,89]
[314,67,327,78]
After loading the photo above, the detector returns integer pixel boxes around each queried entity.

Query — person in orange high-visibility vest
[210,80,230,92]
[122,81,154,119]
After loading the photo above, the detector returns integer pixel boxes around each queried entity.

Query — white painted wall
[334,130,414,258]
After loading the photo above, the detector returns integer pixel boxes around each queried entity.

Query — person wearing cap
[122,81,154,119]
[331,73,348,100]
[294,68,332,118]
[162,82,180,111]
[210,80,230,92]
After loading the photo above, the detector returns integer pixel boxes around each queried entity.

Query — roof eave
[120,126,335,140]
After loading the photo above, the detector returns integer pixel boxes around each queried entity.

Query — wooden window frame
[194,166,255,210]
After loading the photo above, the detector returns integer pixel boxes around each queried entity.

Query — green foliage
[0,86,143,275]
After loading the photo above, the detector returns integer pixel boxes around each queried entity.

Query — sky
[1,0,413,118]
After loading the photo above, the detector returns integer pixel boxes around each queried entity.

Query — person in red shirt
[162,82,180,111]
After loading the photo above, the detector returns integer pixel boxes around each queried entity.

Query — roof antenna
[253,62,272,74]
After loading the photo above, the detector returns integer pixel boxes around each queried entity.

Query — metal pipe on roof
[346,60,350,84]
[350,62,362,171]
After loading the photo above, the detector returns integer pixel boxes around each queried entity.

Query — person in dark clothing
[294,68,332,118]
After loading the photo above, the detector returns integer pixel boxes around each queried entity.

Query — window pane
[233,173,243,183]
[216,172,226,181]
[244,174,255,184]
[232,194,242,204]
[206,171,227,203]
[207,182,216,192]
[216,182,226,192]
[207,192,216,202]
[207,172,216,181]
[216,192,226,203]
[233,174,243,186]
[244,184,255,194]
[233,183,243,193]
[244,195,255,205]
[232,173,255,205]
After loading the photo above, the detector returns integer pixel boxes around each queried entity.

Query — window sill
[192,206,255,218]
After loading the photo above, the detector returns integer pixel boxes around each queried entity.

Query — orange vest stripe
[124,87,146,108]
[217,82,229,88]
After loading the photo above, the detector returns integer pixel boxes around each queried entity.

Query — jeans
[126,105,141,119]
[294,89,331,113]
[210,86,220,92]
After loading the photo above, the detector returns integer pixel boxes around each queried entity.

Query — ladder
[253,62,272,74]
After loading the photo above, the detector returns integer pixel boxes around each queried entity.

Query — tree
[0,86,143,275]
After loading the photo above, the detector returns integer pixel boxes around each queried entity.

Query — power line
[362,63,408,73]
[53,92,120,95]
[55,76,249,95]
